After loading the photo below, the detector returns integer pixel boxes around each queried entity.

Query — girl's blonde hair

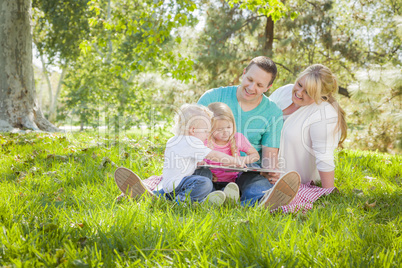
[296,64,347,146]
[207,102,238,156]
[172,104,213,136]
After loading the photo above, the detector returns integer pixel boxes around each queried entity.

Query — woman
[269,64,347,188]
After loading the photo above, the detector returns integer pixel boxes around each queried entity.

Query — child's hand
[197,161,206,166]
[234,157,247,168]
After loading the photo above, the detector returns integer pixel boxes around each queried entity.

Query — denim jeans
[193,167,213,180]
[195,168,230,191]
[236,168,274,207]
[212,182,230,191]
[195,166,273,206]
[154,168,213,203]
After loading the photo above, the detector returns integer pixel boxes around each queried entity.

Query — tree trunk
[49,67,67,122]
[40,53,53,111]
[0,0,59,132]
[263,16,274,57]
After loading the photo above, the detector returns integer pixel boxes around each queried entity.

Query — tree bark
[264,16,274,57]
[0,0,59,132]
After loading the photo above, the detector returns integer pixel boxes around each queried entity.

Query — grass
[0,131,401,267]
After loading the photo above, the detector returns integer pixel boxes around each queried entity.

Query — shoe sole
[114,167,153,199]
[223,182,240,202]
[207,191,226,206]
[260,171,301,210]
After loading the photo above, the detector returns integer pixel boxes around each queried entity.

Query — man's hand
[261,171,280,184]
[261,146,279,184]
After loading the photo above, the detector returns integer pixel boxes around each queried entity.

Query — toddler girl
[204,102,260,197]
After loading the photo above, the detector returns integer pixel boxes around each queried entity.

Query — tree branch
[338,86,350,98]
[371,89,401,111]
[274,62,295,76]
[93,43,104,57]
[305,0,322,11]
[273,61,350,98]
[363,45,401,57]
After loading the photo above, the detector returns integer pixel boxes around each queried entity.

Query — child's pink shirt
[204,132,252,182]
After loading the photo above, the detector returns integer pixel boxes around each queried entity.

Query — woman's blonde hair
[207,102,238,156]
[296,64,347,145]
[172,104,213,136]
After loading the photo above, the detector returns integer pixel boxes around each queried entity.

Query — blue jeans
[236,169,274,207]
[154,169,213,203]
[193,166,273,206]
[194,168,231,191]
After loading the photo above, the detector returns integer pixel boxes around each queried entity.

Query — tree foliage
[31,0,401,151]
[32,0,93,121]
[194,1,262,89]
[226,0,293,22]
[59,0,199,129]
[32,0,92,64]
[191,0,401,152]
[347,64,401,152]
[195,0,400,87]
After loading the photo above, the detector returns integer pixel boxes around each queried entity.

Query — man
[198,56,298,207]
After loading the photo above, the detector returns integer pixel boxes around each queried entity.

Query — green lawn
[0,131,401,267]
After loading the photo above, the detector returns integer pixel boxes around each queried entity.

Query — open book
[198,164,284,173]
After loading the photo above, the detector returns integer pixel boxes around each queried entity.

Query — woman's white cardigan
[270,85,340,184]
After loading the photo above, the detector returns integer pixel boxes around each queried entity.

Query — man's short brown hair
[245,56,277,86]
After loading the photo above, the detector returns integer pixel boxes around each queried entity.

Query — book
[198,164,284,173]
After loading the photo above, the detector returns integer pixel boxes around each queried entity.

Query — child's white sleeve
[182,136,212,161]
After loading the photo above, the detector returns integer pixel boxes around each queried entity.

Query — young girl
[204,102,260,192]
[114,103,245,205]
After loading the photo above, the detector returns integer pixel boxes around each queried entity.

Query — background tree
[193,0,400,93]
[0,0,58,132]
[348,64,401,152]
[3,0,399,152]
[193,0,294,90]
[59,0,198,130]
[191,0,401,152]
[0,0,198,132]
[32,0,92,122]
